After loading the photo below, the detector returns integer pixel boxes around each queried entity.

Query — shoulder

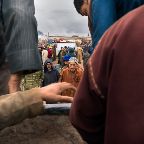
[61,68,68,74]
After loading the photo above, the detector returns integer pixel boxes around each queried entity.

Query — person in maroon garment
[70,5,144,144]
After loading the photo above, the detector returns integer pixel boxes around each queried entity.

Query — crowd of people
[20,40,92,94]
[20,40,91,98]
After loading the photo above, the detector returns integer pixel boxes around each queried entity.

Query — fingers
[40,82,77,102]
[58,82,77,92]
[43,94,73,103]
[58,95,73,103]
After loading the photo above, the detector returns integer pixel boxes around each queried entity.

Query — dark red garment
[48,48,52,58]
[70,6,144,144]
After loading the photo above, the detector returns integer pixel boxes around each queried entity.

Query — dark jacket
[43,60,60,86]
[42,69,60,86]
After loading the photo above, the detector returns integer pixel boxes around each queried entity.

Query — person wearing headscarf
[42,59,60,86]
[59,57,83,97]
[76,42,83,64]
[62,55,71,70]
[58,47,67,67]
[42,47,48,65]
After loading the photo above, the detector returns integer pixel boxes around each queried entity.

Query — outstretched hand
[40,82,76,103]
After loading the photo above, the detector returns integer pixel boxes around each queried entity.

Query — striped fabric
[0,0,42,74]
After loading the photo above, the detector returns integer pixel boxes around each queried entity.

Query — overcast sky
[34,0,89,36]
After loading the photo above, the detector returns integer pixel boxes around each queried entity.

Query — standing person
[42,60,60,86]
[68,47,76,57]
[64,46,68,53]
[58,47,67,67]
[59,57,83,97]
[42,47,48,65]
[0,0,42,94]
[83,49,90,67]
[52,44,57,61]
[73,0,144,51]
[70,6,144,144]
[47,46,53,61]
[82,42,91,66]
[76,42,83,64]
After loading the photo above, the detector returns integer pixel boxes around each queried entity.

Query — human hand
[8,73,22,93]
[40,82,76,103]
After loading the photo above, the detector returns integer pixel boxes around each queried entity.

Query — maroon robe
[70,5,144,144]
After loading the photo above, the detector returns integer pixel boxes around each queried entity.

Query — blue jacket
[91,0,144,49]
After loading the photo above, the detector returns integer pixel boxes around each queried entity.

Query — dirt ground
[0,115,85,144]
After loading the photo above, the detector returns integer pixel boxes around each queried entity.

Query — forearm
[0,88,44,130]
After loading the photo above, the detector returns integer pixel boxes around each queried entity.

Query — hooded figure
[42,47,48,65]
[42,59,60,86]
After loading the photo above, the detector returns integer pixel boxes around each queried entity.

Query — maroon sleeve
[70,26,116,143]
[70,64,105,143]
